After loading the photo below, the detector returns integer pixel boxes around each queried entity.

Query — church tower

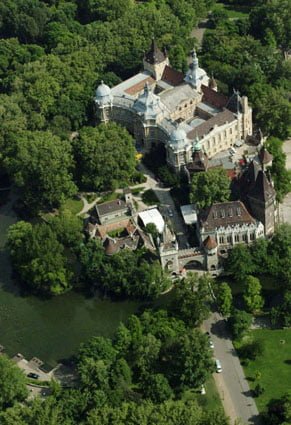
[143,39,169,81]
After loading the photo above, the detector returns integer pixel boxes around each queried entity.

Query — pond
[0,193,144,366]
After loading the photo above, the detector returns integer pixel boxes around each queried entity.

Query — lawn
[241,329,291,413]
[62,197,83,215]
[182,376,222,412]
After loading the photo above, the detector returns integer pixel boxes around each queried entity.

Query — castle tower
[203,236,218,271]
[184,49,209,91]
[143,39,169,81]
[247,170,276,235]
[94,81,113,123]
[159,225,179,274]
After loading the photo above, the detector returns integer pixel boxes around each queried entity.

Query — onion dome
[203,235,217,250]
[169,126,188,149]
[95,81,113,107]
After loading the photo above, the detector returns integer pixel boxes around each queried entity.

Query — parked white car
[215,359,222,373]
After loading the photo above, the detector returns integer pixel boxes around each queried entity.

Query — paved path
[77,195,100,216]
[204,313,261,425]
[138,163,189,248]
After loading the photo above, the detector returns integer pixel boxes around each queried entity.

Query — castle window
[221,209,225,218]
[235,234,240,242]
[250,233,255,240]
[230,128,233,134]
[179,107,182,111]
[185,104,188,108]
[242,234,247,242]
[190,100,193,105]
[219,236,224,244]
[228,208,233,217]
[227,235,232,243]
[237,207,241,216]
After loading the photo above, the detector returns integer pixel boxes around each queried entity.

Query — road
[204,313,261,425]
[138,163,189,248]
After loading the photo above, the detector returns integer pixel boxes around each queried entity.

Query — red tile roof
[201,85,228,109]
[161,65,184,86]
[125,76,156,95]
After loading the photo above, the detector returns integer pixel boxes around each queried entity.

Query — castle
[93,40,278,275]
[94,40,253,172]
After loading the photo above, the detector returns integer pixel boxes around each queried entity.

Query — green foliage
[145,223,159,240]
[225,244,255,282]
[266,391,291,425]
[201,13,291,139]
[243,275,264,313]
[266,137,291,202]
[74,123,137,192]
[216,282,233,317]
[238,339,264,361]
[229,309,252,340]
[171,274,211,327]
[4,130,76,213]
[0,355,28,410]
[79,243,170,299]
[141,189,160,205]
[7,220,74,295]
[190,168,230,210]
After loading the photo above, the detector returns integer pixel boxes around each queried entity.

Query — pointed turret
[184,49,209,90]
[143,38,170,80]
[208,74,217,91]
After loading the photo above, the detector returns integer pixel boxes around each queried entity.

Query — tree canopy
[190,168,231,210]
[74,123,137,191]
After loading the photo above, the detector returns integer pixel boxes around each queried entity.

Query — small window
[227,235,232,243]
[235,234,239,242]
[242,234,247,242]
[219,236,224,244]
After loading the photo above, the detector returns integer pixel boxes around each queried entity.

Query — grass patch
[99,192,119,203]
[26,378,50,387]
[239,329,291,413]
[214,2,250,19]
[141,189,160,206]
[131,186,145,195]
[62,197,83,215]
[182,376,223,412]
[107,228,127,238]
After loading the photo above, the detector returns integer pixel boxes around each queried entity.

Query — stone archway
[183,260,204,270]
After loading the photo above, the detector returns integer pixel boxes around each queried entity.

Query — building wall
[99,208,129,225]
[200,222,264,248]
[143,58,169,81]
[170,96,201,122]
[248,197,276,236]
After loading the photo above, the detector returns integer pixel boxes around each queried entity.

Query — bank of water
[0,195,142,366]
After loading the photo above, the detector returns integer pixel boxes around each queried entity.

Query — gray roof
[187,109,236,140]
[200,201,256,232]
[160,83,200,112]
[96,199,127,217]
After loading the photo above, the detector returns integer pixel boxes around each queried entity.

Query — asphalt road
[204,313,261,425]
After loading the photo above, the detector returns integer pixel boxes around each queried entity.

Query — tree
[216,282,233,317]
[74,123,137,191]
[163,329,214,389]
[7,221,73,295]
[4,130,76,213]
[243,275,264,313]
[143,374,173,403]
[47,209,83,250]
[225,244,254,281]
[190,168,230,210]
[229,309,252,340]
[145,223,159,241]
[171,274,211,327]
[0,355,28,410]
